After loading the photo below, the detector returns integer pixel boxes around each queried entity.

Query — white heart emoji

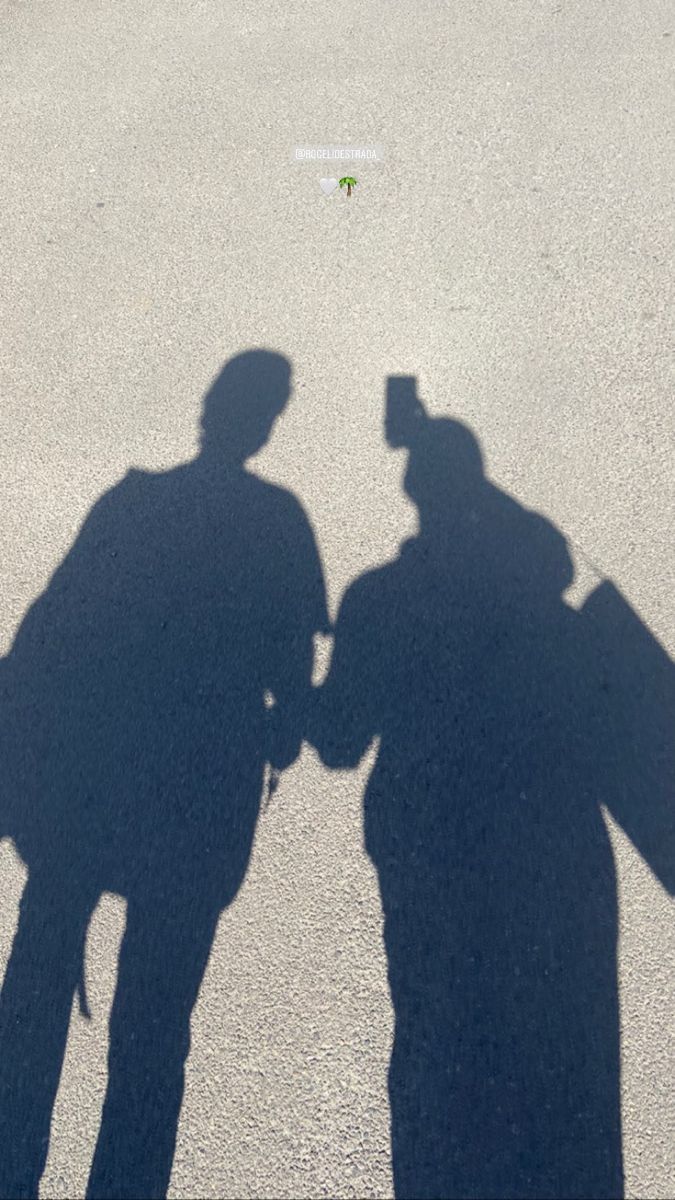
[319,178,339,196]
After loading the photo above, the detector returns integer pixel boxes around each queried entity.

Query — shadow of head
[200,349,292,465]
[385,375,484,517]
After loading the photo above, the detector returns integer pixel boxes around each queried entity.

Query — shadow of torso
[3,459,324,906]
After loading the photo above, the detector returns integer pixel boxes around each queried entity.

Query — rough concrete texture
[0,0,673,1197]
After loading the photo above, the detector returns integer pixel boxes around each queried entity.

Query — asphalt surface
[0,1,673,1197]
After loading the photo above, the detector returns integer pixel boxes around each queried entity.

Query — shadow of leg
[86,895,220,1200]
[0,870,94,1200]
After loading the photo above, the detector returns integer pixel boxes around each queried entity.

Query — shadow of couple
[0,349,672,1199]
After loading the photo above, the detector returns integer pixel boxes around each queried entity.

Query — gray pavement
[0,0,673,1197]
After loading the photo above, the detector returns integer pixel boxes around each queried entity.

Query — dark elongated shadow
[0,349,329,1199]
[311,376,674,1200]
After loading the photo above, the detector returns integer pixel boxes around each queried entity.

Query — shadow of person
[0,349,328,1200]
[311,377,674,1199]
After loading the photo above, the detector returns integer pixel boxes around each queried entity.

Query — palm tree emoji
[339,176,358,198]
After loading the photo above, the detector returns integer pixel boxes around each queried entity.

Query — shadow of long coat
[313,402,674,1200]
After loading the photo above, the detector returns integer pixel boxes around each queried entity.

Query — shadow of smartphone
[385,376,426,447]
